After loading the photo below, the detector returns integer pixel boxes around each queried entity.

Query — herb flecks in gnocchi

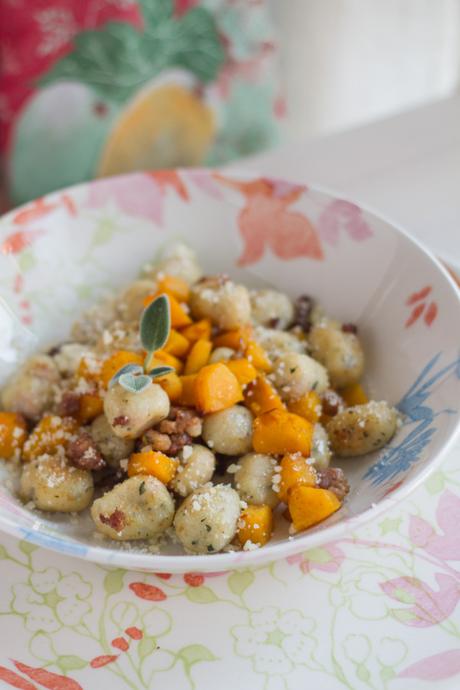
[0,243,398,554]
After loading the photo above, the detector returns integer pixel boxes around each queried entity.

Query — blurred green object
[3,0,282,206]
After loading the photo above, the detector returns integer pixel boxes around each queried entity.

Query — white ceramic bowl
[0,169,459,573]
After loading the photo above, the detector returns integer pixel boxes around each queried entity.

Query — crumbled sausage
[158,406,202,438]
[113,415,129,427]
[57,390,81,418]
[321,390,345,417]
[99,508,126,532]
[67,432,106,471]
[141,429,172,453]
[293,295,314,332]
[141,407,202,456]
[317,467,350,501]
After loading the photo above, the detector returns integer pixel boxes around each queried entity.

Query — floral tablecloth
[0,438,459,690]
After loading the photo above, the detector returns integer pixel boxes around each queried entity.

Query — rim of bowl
[0,169,459,572]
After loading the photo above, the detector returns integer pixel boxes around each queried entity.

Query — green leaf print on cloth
[39,5,224,102]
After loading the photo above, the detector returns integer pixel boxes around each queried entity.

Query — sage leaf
[148,365,174,380]
[118,373,152,393]
[141,294,170,353]
[109,363,144,389]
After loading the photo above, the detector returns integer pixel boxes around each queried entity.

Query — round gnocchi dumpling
[250,289,294,329]
[104,382,170,439]
[202,405,253,455]
[234,453,279,508]
[90,414,135,467]
[1,355,60,421]
[117,280,156,322]
[254,327,306,360]
[20,455,94,512]
[91,475,174,540]
[327,401,398,456]
[143,242,202,285]
[171,444,216,497]
[271,352,329,402]
[190,276,251,330]
[53,343,91,377]
[174,484,241,554]
[209,347,235,363]
[308,323,364,388]
[311,424,332,470]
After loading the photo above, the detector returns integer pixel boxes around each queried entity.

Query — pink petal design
[399,649,460,681]
[87,175,165,224]
[268,209,323,261]
[405,303,425,328]
[185,170,223,199]
[317,200,373,246]
[262,178,307,199]
[406,285,432,305]
[424,301,438,326]
[409,515,435,547]
[12,661,83,690]
[423,490,460,560]
[0,665,38,690]
[381,574,460,627]
[436,490,460,533]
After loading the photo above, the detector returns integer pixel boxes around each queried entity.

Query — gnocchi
[1,242,400,553]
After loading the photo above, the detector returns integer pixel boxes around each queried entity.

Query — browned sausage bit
[317,467,350,501]
[67,432,106,471]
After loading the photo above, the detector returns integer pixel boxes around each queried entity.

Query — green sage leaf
[109,363,144,388]
[118,373,152,393]
[148,365,174,380]
[141,294,170,353]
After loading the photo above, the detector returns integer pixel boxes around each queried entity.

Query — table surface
[1,97,459,690]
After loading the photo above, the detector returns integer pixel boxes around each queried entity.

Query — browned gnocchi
[0,242,398,553]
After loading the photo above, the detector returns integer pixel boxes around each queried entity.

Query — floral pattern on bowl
[0,169,459,572]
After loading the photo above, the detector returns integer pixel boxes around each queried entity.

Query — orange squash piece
[0,412,27,460]
[177,375,198,407]
[224,359,257,386]
[23,415,79,462]
[245,340,272,373]
[288,391,322,424]
[213,326,252,352]
[145,293,191,328]
[150,349,184,373]
[244,375,285,416]
[252,409,313,456]
[180,319,212,343]
[237,504,273,547]
[156,275,190,303]
[277,453,317,503]
[128,451,178,485]
[184,339,213,375]
[156,372,183,402]
[100,350,144,388]
[288,485,341,531]
[194,363,243,413]
[77,353,102,383]
[77,394,104,424]
[164,329,190,358]
[340,383,369,407]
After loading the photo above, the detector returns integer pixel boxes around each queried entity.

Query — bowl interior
[0,169,459,571]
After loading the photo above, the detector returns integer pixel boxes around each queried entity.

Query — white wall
[271,0,460,139]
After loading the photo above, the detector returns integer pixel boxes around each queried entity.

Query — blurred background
[273,0,460,139]
[1,0,460,208]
